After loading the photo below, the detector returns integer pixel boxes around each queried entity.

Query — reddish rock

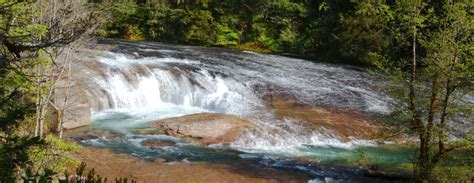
[150,113,254,145]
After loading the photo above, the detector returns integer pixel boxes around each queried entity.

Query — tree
[339,0,394,64]
[0,0,97,178]
[418,1,473,178]
[377,0,473,180]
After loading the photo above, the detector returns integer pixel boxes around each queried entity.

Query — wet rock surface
[269,98,381,140]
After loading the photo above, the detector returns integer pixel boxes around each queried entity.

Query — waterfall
[75,41,394,150]
[85,53,263,115]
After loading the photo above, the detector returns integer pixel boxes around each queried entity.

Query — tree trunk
[432,78,452,165]
[417,76,439,180]
[35,66,42,137]
[409,14,432,180]
[418,132,432,180]
[409,24,417,114]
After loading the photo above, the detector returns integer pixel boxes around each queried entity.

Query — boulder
[61,104,91,129]
[150,113,254,145]
[50,58,94,130]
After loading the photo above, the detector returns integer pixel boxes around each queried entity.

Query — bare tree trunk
[409,13,418,116]
[35,67,48,138]
[35,66,42,137]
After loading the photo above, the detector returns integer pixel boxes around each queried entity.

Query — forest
[1,0,473,182]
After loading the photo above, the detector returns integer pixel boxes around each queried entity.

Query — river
[64,39,419,182]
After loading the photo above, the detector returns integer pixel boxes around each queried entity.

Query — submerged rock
[324,177,334,182]
[64,128,125,141]
[140,139,176,148]
[307,178,324,183]
[150,113,254,145]
[269,98,382,141]
[131,128,166,135]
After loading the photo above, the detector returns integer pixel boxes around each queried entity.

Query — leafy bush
[27,135,79,176]
[215,23,239,46]
[17,162,137,183]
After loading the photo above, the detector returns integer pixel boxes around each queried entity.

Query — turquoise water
[77,133,414,181]
[66,102,416,181]
[76,128,413,181]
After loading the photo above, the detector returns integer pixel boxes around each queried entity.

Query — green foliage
[0,136,45,177]
[256,30,280,52]
[431,166,474,182]
[98,2,140,38]
[145,5,187,41]
[373,0,473,181]
[0,10,41,173]
[215,23,239,46]
[96,0,471,68]
[28,135,79,175]
[93,1,427,65]
[182,10,216,45]
[97,1,323,56]
[16,162,136,183]
[339,0,394,64]
[1,0,96,179]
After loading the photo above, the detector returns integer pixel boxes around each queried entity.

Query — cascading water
[88,55,259,114]
[77,41,391,150]
[69,39,412,180]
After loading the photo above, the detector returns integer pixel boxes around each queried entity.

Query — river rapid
[66,39,417,181]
